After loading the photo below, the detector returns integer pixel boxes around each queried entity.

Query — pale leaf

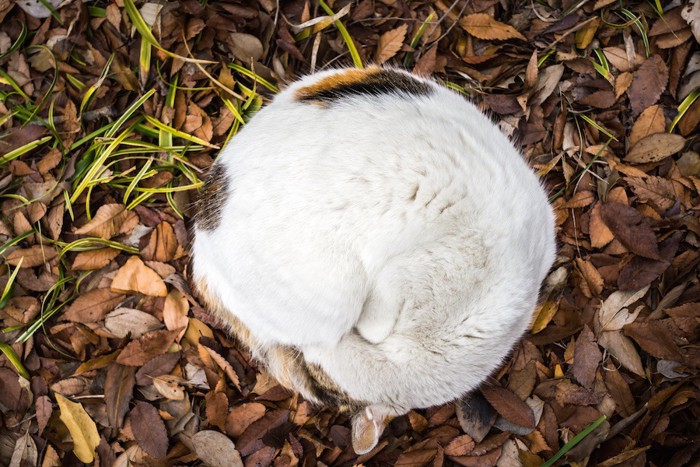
[55,393,101,463]
[459,14,526,41]
[374,24,408,65]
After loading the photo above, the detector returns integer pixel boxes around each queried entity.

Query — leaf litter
[0,1,699,466]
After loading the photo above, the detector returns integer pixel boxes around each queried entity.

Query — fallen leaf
[35,395,53,434]
[163,288,189,332]
[116,330,179,366]
[597,285,649,332]
[55,393,101,463]
[152,375,186,400]
[618,233,680,290]
[681,0,700,43]
[572,325,602,389]
[629,105,665,147]
[206,391,229,430]
[603,363,635,416]
[74,204,138,240]
[135,351,182,386]
[627,55,669,116]
[626,176,677,211]
[600,203,661,260]
[111,256,168,297]
[105,307,164,338]
[481,385,535,429]
[460,14,526,41]
[236,409,289,456]
[6,245,58,267]
[130,401,168,458]
[374,24,408,65]
[623,321,683,360]
[104,364,136,430]
[444,434,475,457]
[589,203,614,248]
[71,248,120,271]
[192,430,243,467]
[201,345,241,390]
[142,222,179,262]
[9,430,38,467]
[625,133,686,164]
[598,331,645,376]
[62,288,124,322]
[531,64,565,106]
[225,402,267,437]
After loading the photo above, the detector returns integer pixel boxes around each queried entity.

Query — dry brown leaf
[152,375,186,400]
[130,401,168,458]
[201,345,241,390]
[163,288,189,332]
[600,203,661,260]
[74,204,138,240]
[444,434,475,457]
[480,385,535,428]
[225,403,267,438]
[589,203,614,248]
[104,364,136,430]
[115,330,179,366]
[236,409,289,456]
[459,14,526,41]
[603,47,643,72]
[205,391,229,430]
[623,321,683,360]
[142,222,179,262]
[627,55,669,116]
[35,395,53,435]
[603,364,635,416]
[374,24,408,65]
[111,256,168,297]
[105,307,163,338]
[135,351,181,386]
[625,133,686,164]
[6,245,58,267]
[62,288,124,323]
[626,176,677,211]
[192,430,243,467]
[598,331,645,376]
[614,71,634,98]
[571,326,602,389]
[629,105,665,147]
[71,248,120,271]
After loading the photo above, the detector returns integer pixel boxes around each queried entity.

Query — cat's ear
[351,405,397,454]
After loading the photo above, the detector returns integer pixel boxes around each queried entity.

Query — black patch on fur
[299,69,432,103]
[194,163,229,231]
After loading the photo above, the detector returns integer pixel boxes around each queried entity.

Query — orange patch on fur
[294,66,381,101]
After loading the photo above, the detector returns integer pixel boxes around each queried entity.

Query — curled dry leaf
[6,245,58,267]
[111,256,168,297]
[598,331,646,376]
[374,24,407,65]
[130,401,169,458]
[55,393,101,464]
[625,133,686,164]
[74,204,138,240]
[62,288,124,323]
[460,14,527,41]
[192,430,244,467]
[105,307,164,338]
[597,285,649,332]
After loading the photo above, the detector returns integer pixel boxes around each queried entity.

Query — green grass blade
[669,88,700,132]
[318,0,363,68]
[0,343,30,380]
[542,415,607,467]
[0,136,52,167]
[143,115,218,148]
[404,13,435,66]
[0,257,23,309]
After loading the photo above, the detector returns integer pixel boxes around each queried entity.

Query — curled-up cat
[191,66,556,454]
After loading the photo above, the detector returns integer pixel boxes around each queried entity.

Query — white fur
[192,68,556,413]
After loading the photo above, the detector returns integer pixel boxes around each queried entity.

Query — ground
[0,0,699,466]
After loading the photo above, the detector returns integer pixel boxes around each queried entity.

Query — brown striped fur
[194,163,229,231]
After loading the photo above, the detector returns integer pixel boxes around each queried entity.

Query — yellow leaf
[111,256,168,297]
[575,17,600,49]
[374,24,408,65]
[55,393,100,463]
[459,14,526,41]
[530,300,559,334]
